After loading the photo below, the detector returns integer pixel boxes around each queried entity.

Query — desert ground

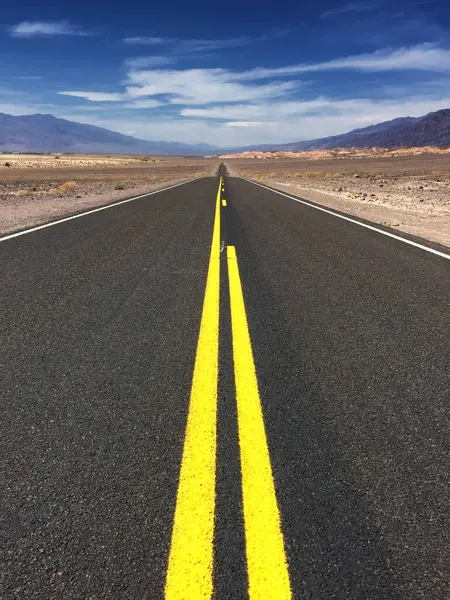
[224,149,450,247]
[0,154,215,234]
[1,150,450,246]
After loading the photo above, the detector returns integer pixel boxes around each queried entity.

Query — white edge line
[242,177,450,261]
[0,177,203,243]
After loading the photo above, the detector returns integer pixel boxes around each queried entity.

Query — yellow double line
[165,179,291,600]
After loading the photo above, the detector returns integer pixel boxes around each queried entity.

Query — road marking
[0,177,202,243]
[222,199,227,207]
[243,178,450,261]
[227,245,292,600]
[165,178,222,600]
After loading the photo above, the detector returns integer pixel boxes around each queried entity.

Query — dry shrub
[59,181,77,193]
[302,171,327,178]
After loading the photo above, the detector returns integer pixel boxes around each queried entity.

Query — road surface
[1,166,450,599]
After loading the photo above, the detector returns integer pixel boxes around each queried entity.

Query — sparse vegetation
[0,155,214,236]
[58,181,77,193]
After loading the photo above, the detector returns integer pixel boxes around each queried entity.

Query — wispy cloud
[59,95,450,147]
[169,35,268,53]
[124,56,176,69]
[123,36,168,45]
[58,91,123,102]
[49,39,450,146]
[124,68,298,105]
[121,99,163,109]
[14,75,44,80]
[225,121,266,127]
[58,68,298,107]
[321,2,380,18]
[0,87,31,98]
[122,29,291,53]
[181,99,369,121]
[57,44,450,113]
[234,44,450,80]
[9,21,88,38]
[58,92,162,109]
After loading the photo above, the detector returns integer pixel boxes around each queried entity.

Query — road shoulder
[235,178,450,248]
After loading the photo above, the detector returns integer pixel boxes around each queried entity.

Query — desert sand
[1,150,450,247]
[0,154,215,235]
[224,151,450,248]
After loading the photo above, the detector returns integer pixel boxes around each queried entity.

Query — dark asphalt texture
[1,168,450,599]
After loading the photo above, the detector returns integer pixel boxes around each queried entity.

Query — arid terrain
[219,147,450,160]
[225,150,450,247]
[2,150,450,246]
[0,154,215,234]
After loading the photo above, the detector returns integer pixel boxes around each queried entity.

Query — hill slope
[245,109,450,151]
[0,113,213,155]
[3,108,450,156]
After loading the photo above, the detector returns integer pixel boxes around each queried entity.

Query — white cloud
[122,99,162,109]
[125,68,298,105]
[12,40,450,147]
[58,91,124,101]
[125,56,176,68]
[9,21,88,38]
[225,121,266,127]
[310,44,450,72]
[234,44,450,80]
[66,104,121,112]
[183,96,450,132]
[169,36,260,53]
[122,30,291,53]
[0,102,59,115]
[181,100,343,120]
[0,87,29,98]
[54,44,450,120]
[60,96,450,147]
[14,75,44,80]
[58,69,297,106]
[321,2,379,17]
[123,36,168,45]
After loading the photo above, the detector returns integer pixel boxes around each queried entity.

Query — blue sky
[2,0,450,146]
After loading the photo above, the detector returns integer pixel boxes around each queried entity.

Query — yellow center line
[222,199,227,207]
[165,178,222,600]
[227,245,292,600]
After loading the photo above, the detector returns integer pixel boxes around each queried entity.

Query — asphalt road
[1,166,449,599]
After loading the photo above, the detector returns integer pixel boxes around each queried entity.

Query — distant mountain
[240,109,450,151]
[4,109,450,157]
[0,113,214,155]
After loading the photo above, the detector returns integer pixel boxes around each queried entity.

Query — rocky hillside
[243,109,450,151]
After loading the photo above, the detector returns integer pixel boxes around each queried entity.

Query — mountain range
[245,109,450,151]
[0,113,214,155]
[1,109,450,155]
